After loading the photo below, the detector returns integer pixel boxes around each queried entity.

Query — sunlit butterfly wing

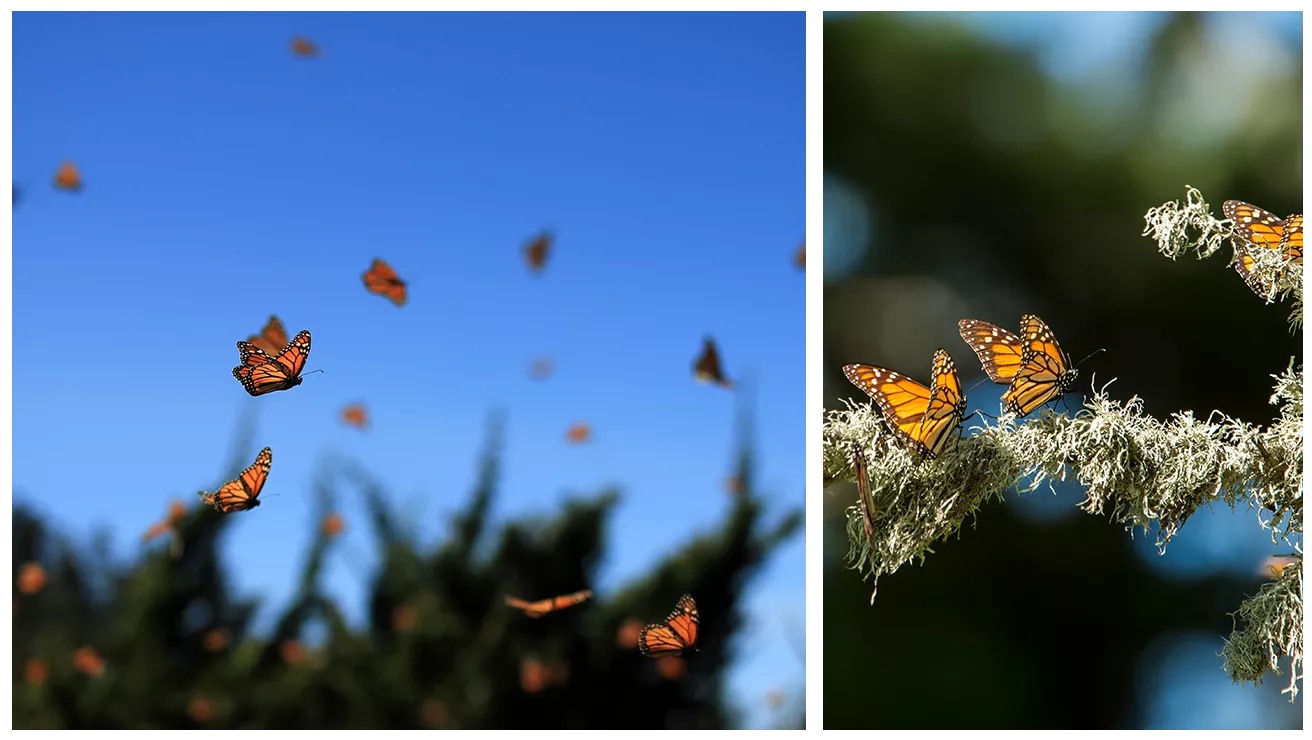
[248,315,289,356]
[843,349,965,457]
[639,594,699,658]
[232,330,311,396]
[957,319,1027,384]
[1224,201,1304,295]
[341,404,368,429]
[202,447,272,514]
[52,161,82,192]
[362,258,407,306]
[1001,315,1077,417]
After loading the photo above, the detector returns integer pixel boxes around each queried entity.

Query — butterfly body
[958,315,1076,417]
[201,447,272,514]
[1223,200,1303,296]
[639,594,699,659]
[842,349,967,458]
[232,330,312,396]
[505,590,593,618]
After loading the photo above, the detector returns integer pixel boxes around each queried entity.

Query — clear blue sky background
[12,11,804,728]
[826,10,1302,729]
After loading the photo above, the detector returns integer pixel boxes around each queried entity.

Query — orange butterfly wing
[290,37,319,57]
[524,232,552,273]
[843,349,965,457]
[1000,315,1076,417]
[52,161,82,192]
[203,447,272,514]
[693,337,733,389]
[248,315,289,356]
[505,590,593,618]
[957,319,1027,384]
[341,404,368,429]
[1224,201,1304,295]
[639,594,699,659]
[362,259,408,306]
[232,330,311,396]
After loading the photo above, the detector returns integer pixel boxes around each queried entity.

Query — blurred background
[10,11,804,729]
[823,11,1301,730]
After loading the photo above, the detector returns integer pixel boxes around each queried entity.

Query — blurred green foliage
[12,413,803,729]
[823,11,1301,729]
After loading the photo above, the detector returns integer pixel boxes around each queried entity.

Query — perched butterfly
[638,594,699,659]
[341,403,368,430]
[52,161,82,192]
[200,447,272,514]
[247,315,289,356]
[692,336,734,389]
[232,330,312,396]
[842,349,967,458]
[958,315,1076,418]
[565,422,591,445]
[850,442,876,547]
[1223,200,1303,296]
[524,231,552,274]
[529,356,554,380]
[290,36,319,57]
[794,240,805,270]
[362,258,407,306]
[504,589,593,618]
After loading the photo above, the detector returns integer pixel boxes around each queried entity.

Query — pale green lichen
[826,187,1304,699]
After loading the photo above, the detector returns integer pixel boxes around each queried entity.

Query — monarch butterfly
[850,443,876,547]
[341,404,368,430]
[638,594,699,659]
[290,36,319,57]
[1222,200,1303,296]
[524,231,552,273]
[692,336,734,389]
[247,315,289,356]
[504,589,593,618]
[842,349,967,458]
[232,330,312,396]
[957,315,1076,417]
[362,258,408,306]
[52,161,82,192]
[565,422,591,445]
[200,447,272,514]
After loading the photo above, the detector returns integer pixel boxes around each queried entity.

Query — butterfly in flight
[52,161,82,192]
[232,329,312,396]
[290,36,319,57]
[200,447,272,514]
[362,258,408,306]
[504,589,593,618]
[843,349,967,458]
[524,231,553,274]
[246,315,289,356]
[638,593,699,659]
[341,403,368,430]
[692,336,734,389]
[565,422,592,445]
[958,314,1077,418]
[1222,200,1303,296]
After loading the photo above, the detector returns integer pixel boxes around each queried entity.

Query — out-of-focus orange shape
[52,161,82,192]
[321,512,345,538]
[1263,555,1299,578]
[392,604,418,632]
[725,475,742,495]
[248,315,289,356]
[280,640,305,665]
[420,698,448,728]
[765,689,787,710]
[524,231,552,274]
[529,356,554,380]
[18,562,47,595]
[290,36,319,57]
[656,656,687,680]
[341,404,368,430]
[794,240,805,269]
[24,658,49,686]
[616,618,643,650]
[362,258,408,306]
[565,422,592,445]
[143,499,189,544]
[73,647,105,677]
[188,696,214,723]
[520,656,549,693]
[202,628,230,652]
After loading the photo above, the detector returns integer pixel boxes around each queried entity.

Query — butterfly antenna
[304,369,326,377]
[966,377,993,394]
[1073,348,1106,370]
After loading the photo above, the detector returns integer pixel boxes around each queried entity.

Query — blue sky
[11,11,804,727]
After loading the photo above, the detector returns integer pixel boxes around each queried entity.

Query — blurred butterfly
[232,329,312,396]
[1223,200,1303,296]
[794,240,805,270]
[504,589,593,618]
[200,447,272,514]
[362,258,408,306]
[529,356,554,380]
[524,231,552,274]
[842,349,966,458]
[341,404,368,430]
[692,336,734,389]
[957,314,1076,417]
[638,593,699,659]
[290,36,319,57]
[52,161,82,192]
[565,422,591,445]
[247,315,289,356]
